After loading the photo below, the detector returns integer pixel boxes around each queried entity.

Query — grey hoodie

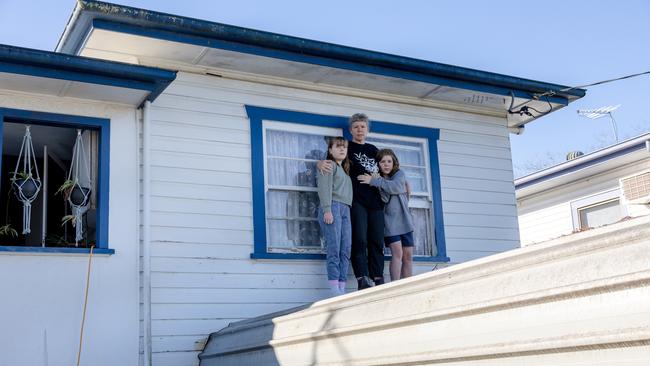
[370,169,414,236]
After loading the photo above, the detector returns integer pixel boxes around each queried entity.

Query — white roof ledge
[199,216,650,365]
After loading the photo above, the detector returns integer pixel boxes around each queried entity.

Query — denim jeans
[319,201,352,281]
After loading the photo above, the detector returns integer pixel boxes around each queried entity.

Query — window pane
[266,190,320,219]
[410,198,436,257]
[266,129,328,160]
[267,219,322,251]
[401,166,428,193]
[266,189,322,253]
[267,158,319,188]
[579,199,621,229]
[366,135,429,193]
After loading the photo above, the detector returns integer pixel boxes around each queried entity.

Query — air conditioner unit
[619,171,650,204]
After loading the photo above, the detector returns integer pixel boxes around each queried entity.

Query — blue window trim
[0,246,114,255]
[246,105,449,263]
[0,107,111,253]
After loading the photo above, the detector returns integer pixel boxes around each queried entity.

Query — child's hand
[357,173,372,184]
[324,211,334,224]
[317,160,333,174]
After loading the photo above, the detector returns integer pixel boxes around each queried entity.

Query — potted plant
[10,170,41,201]
[56,179,91,207]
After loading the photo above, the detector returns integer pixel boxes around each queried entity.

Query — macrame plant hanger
[68,129,92,246]
[12,125,42,235]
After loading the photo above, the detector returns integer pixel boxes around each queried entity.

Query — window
[570,189,626,231]
[248,106,448,262]
[0,108,111,254]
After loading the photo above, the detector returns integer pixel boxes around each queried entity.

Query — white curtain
[265,129,328,251]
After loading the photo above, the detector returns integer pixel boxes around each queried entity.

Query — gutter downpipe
[142,100,153,366]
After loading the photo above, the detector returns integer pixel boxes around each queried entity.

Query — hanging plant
[60,129,92,246]
[11,171,40,201]
[11,126,42,235]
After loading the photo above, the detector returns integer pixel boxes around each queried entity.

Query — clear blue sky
[1,0,648,177]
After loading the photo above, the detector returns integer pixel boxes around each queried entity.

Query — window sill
[251,252,326,260]
[0,246,114,256]
[251,252,450,262]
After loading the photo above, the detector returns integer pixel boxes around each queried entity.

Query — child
[317,137,353,296]
[358,149,414,282]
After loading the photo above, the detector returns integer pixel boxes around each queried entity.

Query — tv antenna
[577,104,621,142]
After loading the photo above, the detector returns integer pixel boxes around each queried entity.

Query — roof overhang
[0,43,176,106]
[56,0,584,127]
[515,134,650,198]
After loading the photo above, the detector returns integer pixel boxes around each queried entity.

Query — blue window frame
[0,108,112,254]
[247,105,448,262]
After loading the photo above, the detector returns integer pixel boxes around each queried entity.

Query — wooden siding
[144,72,519,366]
[518,160,650,246]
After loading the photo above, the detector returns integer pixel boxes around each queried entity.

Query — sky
[1,0,648,177]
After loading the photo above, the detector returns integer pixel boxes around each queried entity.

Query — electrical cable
[508,70,650,119]
[534,70,650,98]
[76,245,94,366]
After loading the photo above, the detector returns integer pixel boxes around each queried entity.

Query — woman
[319,113,385,289]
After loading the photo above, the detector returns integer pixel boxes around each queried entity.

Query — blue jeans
[319,201,352,281]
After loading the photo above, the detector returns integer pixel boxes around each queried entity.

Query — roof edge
[57,0,584,102]
[515,133,650,191]
[0,43,176,102]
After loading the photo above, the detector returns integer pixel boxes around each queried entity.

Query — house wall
[0,91,140,366]
[518,159,650,246]
[145,71,520,365]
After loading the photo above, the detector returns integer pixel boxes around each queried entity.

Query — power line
[508,70,650,119]
[535,70,650,98]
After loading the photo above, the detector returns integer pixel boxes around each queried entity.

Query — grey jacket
[370,169,414,236]
[317,162,353,213]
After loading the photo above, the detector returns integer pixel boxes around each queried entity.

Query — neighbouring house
[516,133,650,246]
[0,1,585,365]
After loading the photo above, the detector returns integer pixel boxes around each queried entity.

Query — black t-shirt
[348,141,383,209]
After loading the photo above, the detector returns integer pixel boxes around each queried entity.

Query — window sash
[577,198,622,230]
[263,122,435,256]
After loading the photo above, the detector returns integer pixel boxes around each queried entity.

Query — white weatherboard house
[516,133,650,246]
[0,1,588,365]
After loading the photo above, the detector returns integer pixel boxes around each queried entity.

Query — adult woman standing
[320,113,384,289]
